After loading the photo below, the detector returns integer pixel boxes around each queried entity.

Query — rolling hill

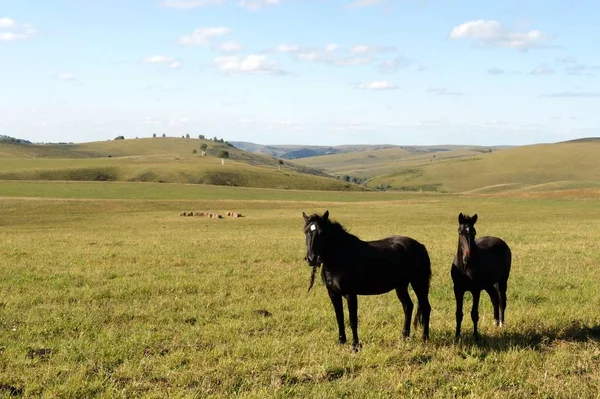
[0,138,363,191]
[364,140,600,193]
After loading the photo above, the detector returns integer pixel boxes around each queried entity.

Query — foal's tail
[413,244,432,330]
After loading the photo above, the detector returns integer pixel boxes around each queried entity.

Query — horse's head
[457,212,478,267]
[302,210,330,267]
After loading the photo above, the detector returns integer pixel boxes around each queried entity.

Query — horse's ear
[472,214,478,224]
[323,210,329,221]
[458,213,465,224]
[302,212,309,223]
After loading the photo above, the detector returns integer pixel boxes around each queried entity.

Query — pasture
[1,181,599,398]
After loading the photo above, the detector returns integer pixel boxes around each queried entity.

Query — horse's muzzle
[304,255,321,267]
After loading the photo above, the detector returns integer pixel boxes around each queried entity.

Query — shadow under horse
[302,210,432,351]
[452,213,512,341]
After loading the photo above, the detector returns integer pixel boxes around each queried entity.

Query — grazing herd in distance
[302,210,512,351]
[180,211,244,218]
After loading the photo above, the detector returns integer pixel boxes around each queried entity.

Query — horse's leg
[498,280,508,327]
[327,288,346,344]
[453,285,465,340]
[471,289,481,340]
[485,287,500,327]
[345,294,360,352]
[411,281,431,341]
[395,284,413,338]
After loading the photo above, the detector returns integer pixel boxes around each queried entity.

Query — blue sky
[1,0,599,146]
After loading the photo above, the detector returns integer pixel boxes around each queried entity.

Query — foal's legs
[471,290,481,340]
[327,288,346,344]
[345,294,360,351]
[454,286,465,340]
[395,285,413,338]
[485,287,500,327]
[498,280,508,327]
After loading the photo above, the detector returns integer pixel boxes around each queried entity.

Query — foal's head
[457,213,478,266]
[302,210,331,267]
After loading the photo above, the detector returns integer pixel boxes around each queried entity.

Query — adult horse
[451,213,512,341]
[302,210,432,351]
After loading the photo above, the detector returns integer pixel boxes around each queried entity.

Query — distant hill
[365,140,600,193]
[230,141,509,160]
[558,137,600,144]
[230,141,344,159]
[0,138,363,191]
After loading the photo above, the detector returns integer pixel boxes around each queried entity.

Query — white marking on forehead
[310,223,317,231]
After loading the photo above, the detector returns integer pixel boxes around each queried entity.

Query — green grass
[1,182,599,397]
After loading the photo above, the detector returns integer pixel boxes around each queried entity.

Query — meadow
[1,181,599,398]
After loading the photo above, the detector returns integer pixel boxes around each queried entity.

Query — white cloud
[487,68,505,75]
[0,17,17,28]
[239,0,281,10]
[428,87,465,96]
[350,44,395,54]
[284,44,373,66]
[351,44,370,54]
[214,54,283,75]
[143,55,183,69]
[56,73,75,81]
[179,27,230,46]
[530,64,554,75]
[161,0,224,8]
[449,20,550,51]
[379,55,413,73]
[545,91,600,98]
[215,41,243,53]
[325,43,340,52]
[356,81,397,90]
[346,0,388,9]
[334,56,372,66]
[564,64,600,76]
[0,18,36,42]
[273,43,300,53]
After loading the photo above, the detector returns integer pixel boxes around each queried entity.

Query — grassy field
[0,139,360,192]
[1,182,599,398]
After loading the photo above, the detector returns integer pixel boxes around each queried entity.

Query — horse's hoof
[402,330,410,339]
[494,319,500,327]
[473,333,480,342]
[351,342,361,352]
[338,337,347,345]
[499,321,504,328]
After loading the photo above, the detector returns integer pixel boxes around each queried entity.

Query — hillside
[366,141,600,193]
[232,141,509,161]
[293,146,497,179]
[0,138,363,191]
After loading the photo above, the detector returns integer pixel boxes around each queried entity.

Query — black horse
[452,213,512,341]
[302,210,432,351]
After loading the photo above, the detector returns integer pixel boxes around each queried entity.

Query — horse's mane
[306,213,361,244]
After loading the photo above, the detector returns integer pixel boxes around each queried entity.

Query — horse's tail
[413,243,432,329]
